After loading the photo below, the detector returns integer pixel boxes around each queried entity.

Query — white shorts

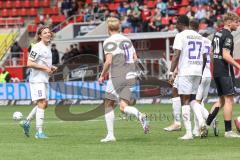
[173,76,178,89]
[177,76,201,95]
[196,77,211,100]
[29,83,49,101]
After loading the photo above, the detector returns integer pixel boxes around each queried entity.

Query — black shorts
[214,77,235,96]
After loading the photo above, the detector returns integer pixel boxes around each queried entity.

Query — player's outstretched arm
[222,48,240,70]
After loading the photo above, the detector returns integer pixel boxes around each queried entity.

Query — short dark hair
[177,15,189,27]
[190,19,199,31]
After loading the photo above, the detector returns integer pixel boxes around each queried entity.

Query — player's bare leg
[120,99,149,134]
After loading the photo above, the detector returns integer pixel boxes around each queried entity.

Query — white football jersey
[173,30,205,76]
[28,41,52,83]
[103,33,136,78]
[202,37,211,78]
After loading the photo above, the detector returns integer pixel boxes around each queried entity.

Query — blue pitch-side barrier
[0,81,140,100]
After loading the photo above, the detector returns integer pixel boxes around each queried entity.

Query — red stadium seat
[76,15,83,22]
[43,8,51,15]
[52,7,59,15]
[5,1,12,9]
[161,17,170,25]
[0,1,3,9]
[147,1,156,9]
[108,3,119,11]
[51,15,66,23]
[35,16,40,24]
[10,8,18,17]
[33,0,41,8]
[0,19,6,25]
[20,8,27,17]
[7,18,15,25]
[14,0,22,8]
[42,0,50,8]
[23,0,31,8]
[236,7,240,16]
[86,0,92,4]
[123,27,132,34]
[19,18,25,26]
[29,8,37,16]
[181,0,189,6]
[1,9,9,17]
[28,24,37,33]
[178,7,188,15]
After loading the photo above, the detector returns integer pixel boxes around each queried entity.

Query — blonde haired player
[98,17,149,142]
[205,13,240,138]
[20,26,57,139]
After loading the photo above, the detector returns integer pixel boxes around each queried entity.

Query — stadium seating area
[0,0,240,66]
[0,0,239,35]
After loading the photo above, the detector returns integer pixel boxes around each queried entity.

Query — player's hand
[44,67,53,75]
[98,76,104,84]
[51,66,58,73]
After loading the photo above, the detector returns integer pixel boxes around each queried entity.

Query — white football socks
[26,105,37,123]
[193,114,199,134]
[190,101,205,127]
[182,105,192,135]
[36,107,45,133]
[172,97,181,124]
[104,107,115,137]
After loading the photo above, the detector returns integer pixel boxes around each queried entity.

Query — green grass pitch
[0,104,240,160]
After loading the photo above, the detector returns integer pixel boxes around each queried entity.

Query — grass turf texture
[0,104,240,160]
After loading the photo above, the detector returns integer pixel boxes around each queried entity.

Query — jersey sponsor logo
[213,55,223,59]
[30,51,38,59]
[224,38,232,47]
[103,40,133,53]
[103,42,117,52]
